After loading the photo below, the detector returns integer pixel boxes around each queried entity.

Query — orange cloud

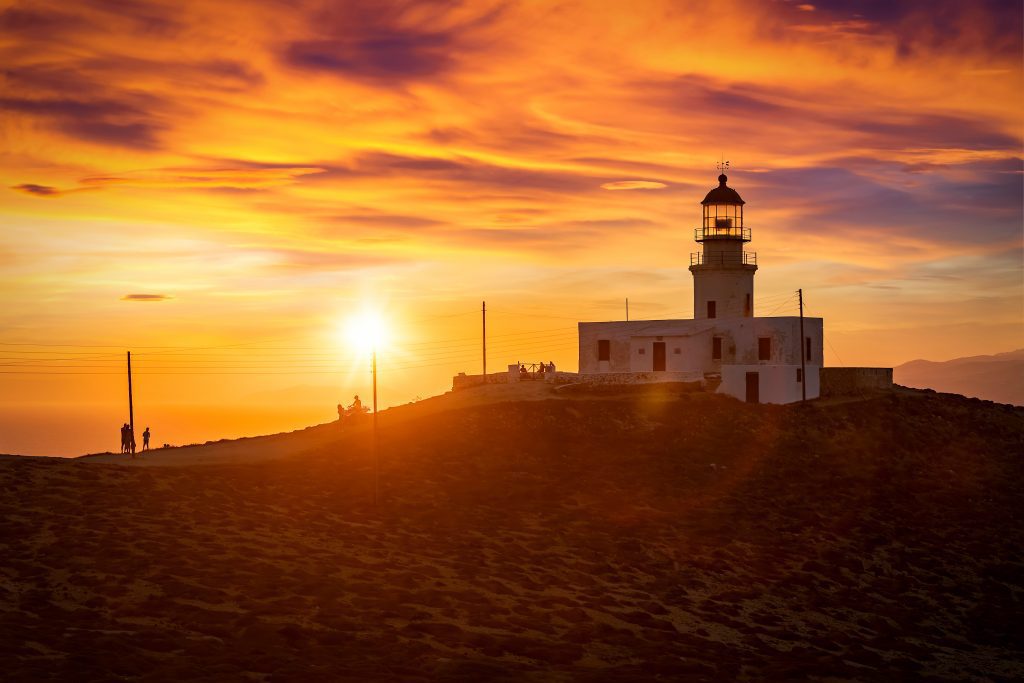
[0,0,1020,454]
[601,181,669,190]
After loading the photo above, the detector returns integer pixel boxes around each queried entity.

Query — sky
[1,0,1022,455]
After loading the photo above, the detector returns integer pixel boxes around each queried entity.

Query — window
[797,368,803,382]
[707,300,716,319]
[758,337,771,361]
[712,336,722,360]
[745,293,751,317]
[673,347,681,355]
[806,337,812,361]
[597,339,610,361]
[638,348,646,355]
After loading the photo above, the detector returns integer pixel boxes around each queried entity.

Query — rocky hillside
[1,386,1022,681]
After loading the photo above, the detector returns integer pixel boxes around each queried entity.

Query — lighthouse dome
[701,174,745,205]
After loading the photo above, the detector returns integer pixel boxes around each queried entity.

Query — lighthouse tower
[689,172,757,319]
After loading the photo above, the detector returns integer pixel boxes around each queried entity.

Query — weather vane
[716,156,730,174]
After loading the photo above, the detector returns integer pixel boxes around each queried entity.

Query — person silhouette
[120,424,127,453]
[142,427,150,451]
[351,395,362,413]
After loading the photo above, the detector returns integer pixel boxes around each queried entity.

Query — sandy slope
[79,383,564,467]
[78,382,679,467]
[2,386,1022,681]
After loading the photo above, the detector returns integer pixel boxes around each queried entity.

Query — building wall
[578,317,823,376]
[690,260,756,319]
[820,367,893,395]
[627,334,711,373]
[720,364,821,404]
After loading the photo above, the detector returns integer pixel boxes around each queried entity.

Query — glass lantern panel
[714,205,733,229]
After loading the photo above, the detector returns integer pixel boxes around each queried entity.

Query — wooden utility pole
[626,298,629,321]
[372,348,379,505]
[127,351,135,457]
[482,300,487,380]
[798,289,806,403]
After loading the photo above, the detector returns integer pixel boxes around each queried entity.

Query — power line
[0,326,576,360]
[802,300,847,366]
[762,293,799,317]
[0,332,581,374]
[0,328,577,363]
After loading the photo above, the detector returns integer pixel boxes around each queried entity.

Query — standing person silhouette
[120,424,127,453]
[142,427,150,451]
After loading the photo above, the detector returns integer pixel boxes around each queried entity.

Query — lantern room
[696,173,750,242]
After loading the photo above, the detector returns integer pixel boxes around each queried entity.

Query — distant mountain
[894,349,1024,406]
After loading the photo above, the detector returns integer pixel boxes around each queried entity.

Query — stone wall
[819,367,893,396]
[451,371,510,391]
[575,371,704,385]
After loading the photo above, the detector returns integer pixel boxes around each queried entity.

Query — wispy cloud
[601,181,669,191]
[121,293,172,302]
[0,0,1020,378]
[11,183,63,197]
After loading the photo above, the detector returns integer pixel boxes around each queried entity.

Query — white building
[577,173,822,404]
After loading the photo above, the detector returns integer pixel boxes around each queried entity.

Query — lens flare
[343,311,389,354]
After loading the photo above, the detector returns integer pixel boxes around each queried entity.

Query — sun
[343,310,390,355]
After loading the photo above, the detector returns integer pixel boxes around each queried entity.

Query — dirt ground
[2,387,1022,681]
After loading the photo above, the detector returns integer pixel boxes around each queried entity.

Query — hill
[894,349,1024,406]
[1,385,1022,681]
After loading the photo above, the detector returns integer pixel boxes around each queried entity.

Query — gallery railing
[694,226,751,242]
[690,252,757,266]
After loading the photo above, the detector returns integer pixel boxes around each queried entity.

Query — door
[745,371,759,403]
[652,342,666,371]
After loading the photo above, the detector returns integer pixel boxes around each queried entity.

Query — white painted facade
[576,173,824,404]
[720,363,820,405]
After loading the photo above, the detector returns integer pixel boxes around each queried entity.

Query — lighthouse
[575,166,825,404]
[689,172,756,319]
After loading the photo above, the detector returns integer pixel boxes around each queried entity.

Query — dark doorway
[652,342,666,371]
[707,300,716,318]
[745,372,759,403]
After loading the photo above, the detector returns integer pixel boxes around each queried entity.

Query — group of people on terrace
[518,361,556,380]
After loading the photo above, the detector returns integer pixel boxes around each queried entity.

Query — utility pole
[626,298,629,321]
[482,300,487,380]
[798,289,806,403]
[372,347,379,505]
[127,351,135,457]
